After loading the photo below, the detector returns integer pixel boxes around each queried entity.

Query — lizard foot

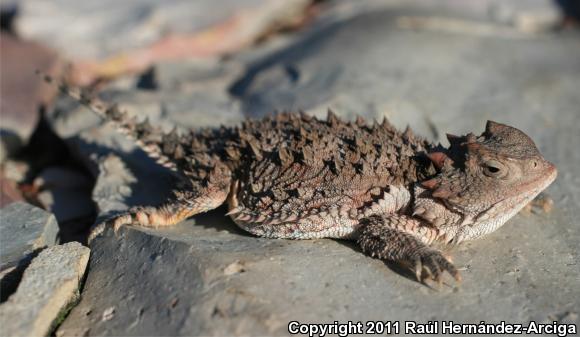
[88,207,148,242]
[412,248,461,285]
[87,205,182,243]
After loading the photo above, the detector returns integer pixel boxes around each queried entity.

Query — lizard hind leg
[89,181,231,243]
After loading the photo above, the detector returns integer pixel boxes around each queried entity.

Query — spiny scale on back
[40,72,557,285]
[41,73,430,178]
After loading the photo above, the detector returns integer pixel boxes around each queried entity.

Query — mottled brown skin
[42,73,557,284]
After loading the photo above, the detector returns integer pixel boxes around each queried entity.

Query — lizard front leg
[357,214,460,284]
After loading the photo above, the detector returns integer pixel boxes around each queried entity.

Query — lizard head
[416,121,557,243]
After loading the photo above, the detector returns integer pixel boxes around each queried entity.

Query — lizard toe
[416,248,460,284]
[88,210,140,243]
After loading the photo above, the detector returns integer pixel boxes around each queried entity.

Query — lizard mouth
[508,160,557,209]
[480,159,557,214]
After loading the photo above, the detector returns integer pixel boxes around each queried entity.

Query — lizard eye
[485,165,500,173]
[482,160,506,178]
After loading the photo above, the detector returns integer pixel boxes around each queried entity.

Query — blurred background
[1,0,577,216]
[0,0,579,336]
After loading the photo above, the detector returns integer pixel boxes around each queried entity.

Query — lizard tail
[37,70,178,171]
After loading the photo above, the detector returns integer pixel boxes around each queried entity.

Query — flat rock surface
[0,202,59,271]
[58,210,577,336]
[55,2,579,336]
[0,242,90,337]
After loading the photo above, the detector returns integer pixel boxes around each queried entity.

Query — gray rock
[14,0,311,60]
[150,58,245,92]
[50,83,244,142]
[57,211,578,336]
[325,0,559,28]
[0,202,59,271]
[231,5,579,140]
[0,242,90,337]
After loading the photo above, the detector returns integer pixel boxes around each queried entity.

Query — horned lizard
[41,73,557,284]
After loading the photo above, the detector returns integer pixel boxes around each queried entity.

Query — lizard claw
[110,213,133,234]
[412,207,427,217]
[87,222,106,243]
[414,258,423,281]
[87,205,177,243]
[412,206,446,227]
[413,248,461,284]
